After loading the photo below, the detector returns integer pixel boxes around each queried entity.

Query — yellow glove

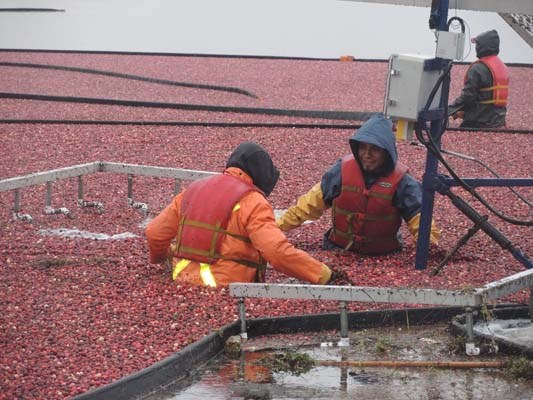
[407,213,440,245]
[277,183,327,232]
[317,263,332,285]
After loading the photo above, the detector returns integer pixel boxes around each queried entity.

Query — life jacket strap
[341,185,394,201]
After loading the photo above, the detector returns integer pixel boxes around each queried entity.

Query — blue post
[414,0,531,270]
[415,0,450,269]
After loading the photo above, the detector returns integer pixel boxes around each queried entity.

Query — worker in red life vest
[276,113,440,255]
[449,29,509,128]
[146,141,332,287]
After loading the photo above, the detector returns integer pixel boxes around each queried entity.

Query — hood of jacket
[349,113,397,177]
[225,141,280,196]
[475,30,500,58]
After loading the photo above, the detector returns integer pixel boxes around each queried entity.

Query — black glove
[328,268,355,286]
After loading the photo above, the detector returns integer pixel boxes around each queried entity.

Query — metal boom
[339,0,533,14]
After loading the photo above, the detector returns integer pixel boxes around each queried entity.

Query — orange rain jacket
[146,167,330,287]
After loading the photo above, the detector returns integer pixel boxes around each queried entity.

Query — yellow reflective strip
[341,185,392,200]
[233,203,241,212]
[480,100,507,105]
[341,185,363,193]
[183,219,219,230]
[209,221,221,257]
[200,263,217,287]
[177,245,212,257]
[369,191,393,200]
[480,85,508,91]
[172,259,191,280]
[175,215,187,254]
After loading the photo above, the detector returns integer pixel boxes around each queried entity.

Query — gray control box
[436,30,466,60]
[384,54,442,121]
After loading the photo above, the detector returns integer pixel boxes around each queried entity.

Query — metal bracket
[12,212,33,223]
[44,206,73,219]
[238,298,248,341]
[338,301,350,347]
[127,174,149,216]
[77,176,104,213]
[431,215,487,276]
[44,181,73,219]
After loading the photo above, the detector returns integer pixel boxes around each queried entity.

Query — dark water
[145,324,533,400]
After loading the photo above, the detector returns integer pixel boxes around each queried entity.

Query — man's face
[357,142,387,173]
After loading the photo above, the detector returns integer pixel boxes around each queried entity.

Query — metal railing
[230,267,533,354]
[0,161,216,221]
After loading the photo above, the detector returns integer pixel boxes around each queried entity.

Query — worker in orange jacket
[146,141,332,287]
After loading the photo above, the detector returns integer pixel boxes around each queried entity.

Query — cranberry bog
[0,51,532,400]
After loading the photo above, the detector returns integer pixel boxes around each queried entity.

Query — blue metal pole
[415,0,450,269]
[416,136,439,270]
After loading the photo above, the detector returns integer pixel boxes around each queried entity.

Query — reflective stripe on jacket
[328,155,408,254]
[467,55,509,107]
[171,259,217,287]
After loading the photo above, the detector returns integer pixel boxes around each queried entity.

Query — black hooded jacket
[226,141,280,197]
[449,30,507,128]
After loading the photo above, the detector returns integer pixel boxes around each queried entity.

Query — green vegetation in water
[459,285,476,294]
[257,350,316,375]
[477,295,500,323]
[86,256,112,265]
[506,357,533,380]
[375,337,393,353]
[35,256,113,269]
[35,257,72,269]
[224,336,242,359]
[448,334,467,355]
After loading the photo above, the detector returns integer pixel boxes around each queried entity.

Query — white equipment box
[436,30,465,60]
[384,54,442,121]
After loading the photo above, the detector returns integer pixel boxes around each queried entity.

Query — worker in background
[277,113,440,255]
[449,29,509,128]
[146,141,332,287]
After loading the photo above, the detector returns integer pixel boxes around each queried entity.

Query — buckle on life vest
[344,239,353,250]
[346,212,365,223]
[344,235,365,251]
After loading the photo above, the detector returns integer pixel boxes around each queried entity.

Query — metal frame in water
[231,273,533,355]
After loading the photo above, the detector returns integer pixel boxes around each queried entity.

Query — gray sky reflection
[0,0,532,62]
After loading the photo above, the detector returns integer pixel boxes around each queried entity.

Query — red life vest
[466,55,509,107]
[328,155,408,254]
[174,173,265,271]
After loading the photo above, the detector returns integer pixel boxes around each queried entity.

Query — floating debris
[38,228,137,240]
[256,350,316,376]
